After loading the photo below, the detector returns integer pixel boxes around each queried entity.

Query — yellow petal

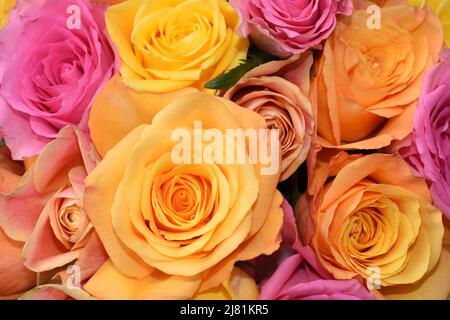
[84,259,201,300]
[381,249,450,299]
[88,76,197,157]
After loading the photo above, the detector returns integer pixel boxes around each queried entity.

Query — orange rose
[409,0,450,47]
[83,81,283,299]
[296,151,448,298]
[313,1,443,149]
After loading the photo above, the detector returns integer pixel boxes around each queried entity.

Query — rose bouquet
[0,0,449,301]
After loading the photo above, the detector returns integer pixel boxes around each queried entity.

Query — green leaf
[204,58,258,90]
[204,45,277,90]
[0,139,5,147]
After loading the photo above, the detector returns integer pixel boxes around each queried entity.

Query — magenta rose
[395,49,450,219]
[258,199,374,300]
[259,246,375,300]
[230,0,353,57]
[0,0,118,160]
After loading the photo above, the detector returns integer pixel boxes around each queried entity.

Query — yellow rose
[409,0,450,46]
[0,0,15,29]
[83,85,283,299]
[106,0,248,93]
[19,266,258,300]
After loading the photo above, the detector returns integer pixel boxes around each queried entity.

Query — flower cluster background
[0,0,449,300]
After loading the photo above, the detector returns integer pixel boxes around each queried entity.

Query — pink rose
[0,126,107,284]
[258,199,374,300]
[230,0,352,57]
[0,0,118,160]
[392,49,450,219]
[259,247,375,300]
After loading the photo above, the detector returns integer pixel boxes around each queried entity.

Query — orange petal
[0,227,36,298]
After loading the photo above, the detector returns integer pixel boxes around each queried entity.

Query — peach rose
[0,146,23,193]
[0,147,36,299]
[83,85,283,299]
[296,151,446,297]
[313,1,443,150]
[0,127,107,285]
[0,227,36,299]
[223,53,314,181]
[105,0,248,93]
